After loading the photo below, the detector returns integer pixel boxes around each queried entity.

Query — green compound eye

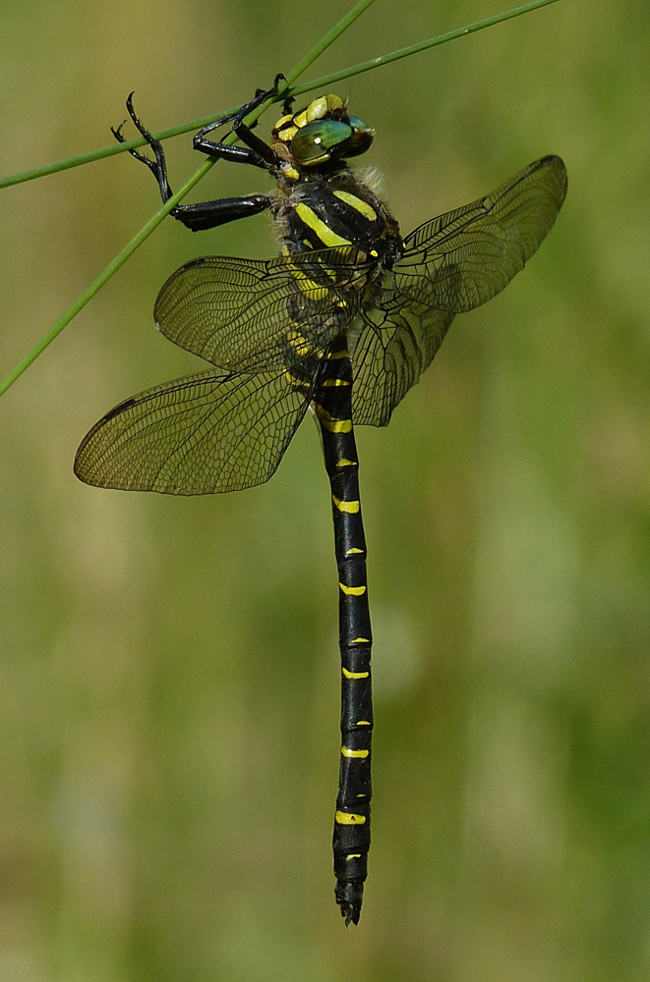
[347,115,369,131]
[345,116,374,158]
[291,120,353,165]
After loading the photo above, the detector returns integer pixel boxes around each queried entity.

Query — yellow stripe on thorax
[286,330,312,358]
[296,203,351,248]
[288,267,332,301]
[333,190,378,221]
[283,369,308,388]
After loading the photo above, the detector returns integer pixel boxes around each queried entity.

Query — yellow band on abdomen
[342,668,369,679]
[332,495,360,513]
[335,811,366,825]
[339,583,366,596]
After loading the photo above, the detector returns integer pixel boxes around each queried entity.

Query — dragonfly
[74,80,567,925]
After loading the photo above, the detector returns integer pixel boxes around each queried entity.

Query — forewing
[351,156,567,426]
[74,368,312,494]
[154,248,365,373]
[394,155,567,312]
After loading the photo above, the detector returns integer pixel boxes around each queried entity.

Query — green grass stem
[0,0,560,397]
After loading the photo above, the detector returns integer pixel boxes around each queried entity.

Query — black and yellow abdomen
[311,334,373,925]
[273,169,398,924]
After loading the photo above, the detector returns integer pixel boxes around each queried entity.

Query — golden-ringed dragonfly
[75,79,567,926]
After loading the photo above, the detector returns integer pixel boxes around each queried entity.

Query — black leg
[281,91,295,116]
[195,73,287,141]
[191,135,275,170]
[172,194,271,233]
[192,74,287,169]
[113,94,271,232]
[112,92,174,204]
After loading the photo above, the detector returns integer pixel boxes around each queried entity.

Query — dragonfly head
[272,94,374,169]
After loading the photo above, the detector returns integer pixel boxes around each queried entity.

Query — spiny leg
[193,73,287,141]
[112,92,174,202]
[192,73,289,166]
[112,93,271,232]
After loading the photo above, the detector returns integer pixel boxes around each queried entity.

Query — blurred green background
[2,1,650,979]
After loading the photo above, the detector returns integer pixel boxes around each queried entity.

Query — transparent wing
[394,155,567,312]
[154,247,366,373]
[351,156,567,426]
[350,302,454,427]
[74,368,313,494]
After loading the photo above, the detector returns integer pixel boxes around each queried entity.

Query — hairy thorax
[270,167,403,269]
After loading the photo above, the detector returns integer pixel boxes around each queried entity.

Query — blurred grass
[2,1,650,980]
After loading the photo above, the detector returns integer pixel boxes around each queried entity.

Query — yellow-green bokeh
[2,1,650,979]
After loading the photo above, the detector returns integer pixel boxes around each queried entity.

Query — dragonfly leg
[112,92,174,200]
[113,94,272,232]
[194,73,288,138]
[165,194,271,232]
[193,73,289,168]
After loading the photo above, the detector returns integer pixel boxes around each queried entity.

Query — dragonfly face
[271,93,375,168]
[75,85,567,924]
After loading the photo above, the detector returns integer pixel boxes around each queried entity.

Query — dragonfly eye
[345,115,375,158]
[291,120,354,166]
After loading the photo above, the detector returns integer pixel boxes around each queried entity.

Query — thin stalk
[0,160,213,397]
[0,0,377,397]
[0,108,242,190]
[288,0,561,99]
[1,0,559,192]
[282,0,377,86]
[0,0,377,192]
[0,0,561,396]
